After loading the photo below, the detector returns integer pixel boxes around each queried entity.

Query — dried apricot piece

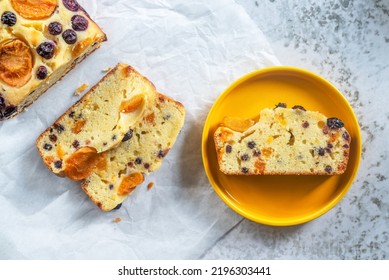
[71,119,86,134]
[118,172,144,196]
[120,95,144,113]
[223,116,254,132]
[64,147,105,180]
[72,38,92,57]
[10,0,57,20]
[0,39,33,88]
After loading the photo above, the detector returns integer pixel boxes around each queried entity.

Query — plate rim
[201,65,362,226]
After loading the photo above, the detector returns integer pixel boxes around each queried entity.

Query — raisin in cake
[82,93,185,211]
[214,104,351,175]
[0,0,106,120]
[36,64,157,180]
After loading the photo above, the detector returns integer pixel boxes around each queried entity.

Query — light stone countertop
[201,0,389,259]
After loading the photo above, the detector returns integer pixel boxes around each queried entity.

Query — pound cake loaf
[36,64,157,180]
[214,103,351,175]
[82,93,185,211]
[0,0,106,120]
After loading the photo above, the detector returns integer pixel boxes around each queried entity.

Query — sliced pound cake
[0,0,107,120]
[36,64,156,180]
[82,93,185,211]
[214,103,351,175]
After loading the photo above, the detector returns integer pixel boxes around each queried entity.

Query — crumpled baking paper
[0,0,279,259]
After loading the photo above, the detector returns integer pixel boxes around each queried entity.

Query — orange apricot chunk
[0,39,33,88]
[10,0,57,20]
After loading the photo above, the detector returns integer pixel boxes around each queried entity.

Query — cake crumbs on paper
[147,182,154,191]
[102,67,112,73]
[113,217,122,223]
[75,83,89,96]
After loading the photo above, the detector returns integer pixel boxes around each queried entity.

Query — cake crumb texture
[214,105,351,175]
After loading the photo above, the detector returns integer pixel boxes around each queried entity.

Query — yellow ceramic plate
[202,66,362,226]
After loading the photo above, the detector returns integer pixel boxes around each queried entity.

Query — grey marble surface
[201,0,389,259]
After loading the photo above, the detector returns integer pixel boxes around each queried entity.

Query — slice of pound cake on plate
[214,103,351,175]
[0,0,107,120]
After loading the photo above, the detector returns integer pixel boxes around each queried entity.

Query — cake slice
[82,93,185,211]
[0,0,107,120]
[36,64,157,180]
[214,104,351,175]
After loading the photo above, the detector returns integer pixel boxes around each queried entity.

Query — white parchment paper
[0,0,279,259]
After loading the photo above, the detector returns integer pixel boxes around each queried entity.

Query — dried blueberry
[0,111,3,119]
[253,150,261,157]
[48,22,62,35]
[1,11,17,26]
[109,184,114,190]
[54,123,65,133]
[241,154,249,161]
[247,141,256,149]
[241,167,249,174]
[343,144,349,149]
[135,157,142,164]
[37,41,55,59]
[3,106,16,118]
[63,0,79,11]
[342,131,350,141]
[0,95,5,110]
[69,111,75,118]
[72,140,80,149]
[327,143,333,149]
[292,105,306,111]
[113,203,122,210]
[327,118,344,129]
[43,143,53,151]
[49,134,57,142]
[302,121,309,128]
[324,166,333,174]
[122,130,133,142]
[54,160,63,169]
[71,15,88,31]
[318,148,325,156]
[36,66,48,80]
[157,150,167,158]
[275,102,287,108]
[62,29,77,45]
[226,145,232,153]
[144,163,150,169]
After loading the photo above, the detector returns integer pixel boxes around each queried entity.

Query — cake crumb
[113,217,122,223]
[147,182,154,191]
[75,83,89,95]
[102,67,112,73]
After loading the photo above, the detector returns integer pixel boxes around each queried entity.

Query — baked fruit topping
[0,39,33,88]
[62,29,77,45]
[48,22,63,35]
[36,41,55,59]
[10,0,57,20]
[71,15,88,31]
[1,11,17,26]
[62,0,79,12]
